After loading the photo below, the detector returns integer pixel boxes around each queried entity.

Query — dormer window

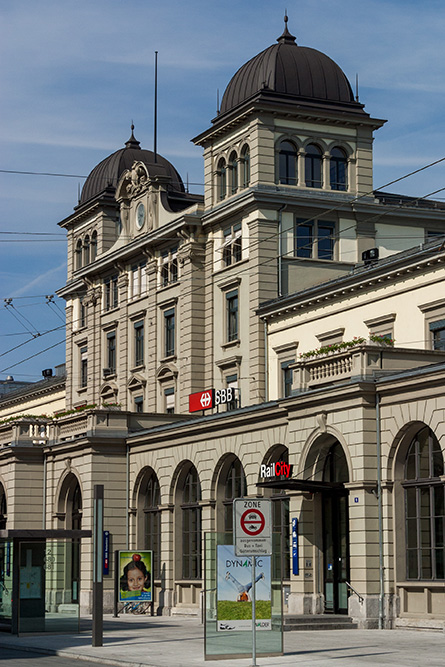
[278,140,297,185]
[305,144,323,188]
[330,147,348,191]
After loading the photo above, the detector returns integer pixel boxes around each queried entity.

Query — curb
[0,642,157,667]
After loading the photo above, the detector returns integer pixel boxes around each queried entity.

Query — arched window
[229,152,238,195]
[181,465,202,579]
[330,147,348,191]
[83,235,90,266]
[138,470,161,579]
[404,426,444,580]
[75,239,83,270]
[305,144,323,188]
[90,231,97,261]
[222,457,246,534]
[278,140,297,185]
[261,446,290,579]
[217,159,227,201]
[0,484,6,530]
[241,145,250,188]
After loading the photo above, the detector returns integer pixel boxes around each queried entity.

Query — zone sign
[233,498,272,556]
[188,387,235,413]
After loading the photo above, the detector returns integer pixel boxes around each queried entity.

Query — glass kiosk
[0,529,91,634]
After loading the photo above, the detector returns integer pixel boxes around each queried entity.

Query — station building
[0,19,444,630]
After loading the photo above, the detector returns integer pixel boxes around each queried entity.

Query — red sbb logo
[189,390,214,412]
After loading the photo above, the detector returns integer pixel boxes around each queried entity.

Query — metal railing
[345,581,364,604]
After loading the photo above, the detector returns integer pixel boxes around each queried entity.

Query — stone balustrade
[291,342,445,392]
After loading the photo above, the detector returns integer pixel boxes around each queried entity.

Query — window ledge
[160,355,177,364]
[77,386,88,394]
[130,365,145,374]
[221,339,240,350]
[213,258,248,277]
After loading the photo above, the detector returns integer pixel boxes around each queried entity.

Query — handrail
[345,581,364,604]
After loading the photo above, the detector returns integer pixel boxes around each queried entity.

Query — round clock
[136,202,146,229]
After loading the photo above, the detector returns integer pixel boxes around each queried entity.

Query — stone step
[279,615,358,632]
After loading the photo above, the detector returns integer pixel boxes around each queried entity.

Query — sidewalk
[0,615,444,667]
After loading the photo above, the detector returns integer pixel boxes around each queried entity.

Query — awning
[256,479,345,493]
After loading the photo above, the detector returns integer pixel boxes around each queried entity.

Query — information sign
[189,387,236,413]
[233,498,272,557]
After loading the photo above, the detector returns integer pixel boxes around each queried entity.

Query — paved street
[0,616,444,667]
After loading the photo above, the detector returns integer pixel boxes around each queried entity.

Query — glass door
[323,493,349,614]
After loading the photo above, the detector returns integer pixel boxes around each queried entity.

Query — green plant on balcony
[299,335,394,360]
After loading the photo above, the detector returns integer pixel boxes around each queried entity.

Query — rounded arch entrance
[0,482,7,530]
[213,453,246,535]
[133,467,161,579]
[302,434,350,615]
[259,445,291,580]
[57,472,82,604]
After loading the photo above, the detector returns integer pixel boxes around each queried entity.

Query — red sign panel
[189,389,215,413]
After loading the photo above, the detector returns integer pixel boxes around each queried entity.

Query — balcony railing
[291,342,445,392]
[0,409,191,448]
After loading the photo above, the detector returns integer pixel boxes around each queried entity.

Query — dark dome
[80,129,184,205]
[220,21,356,116]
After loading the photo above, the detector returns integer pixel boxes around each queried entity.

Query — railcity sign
[233,498,272,557]
[260,461,292,479]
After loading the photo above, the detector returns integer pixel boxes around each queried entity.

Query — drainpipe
[264,319,269,403]
[376,390,384,629]
[126,443,130,549]
[42,450,47,530]
[278,204,288,298]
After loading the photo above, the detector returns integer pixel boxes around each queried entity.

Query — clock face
[136,202,146,230]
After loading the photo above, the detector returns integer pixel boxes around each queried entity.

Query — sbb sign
[189,387,235,413]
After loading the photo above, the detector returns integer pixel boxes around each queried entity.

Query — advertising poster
[217,544,271,632]
[119,551,152,602]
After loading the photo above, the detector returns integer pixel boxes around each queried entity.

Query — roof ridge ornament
[277,11,297,44]
[125,123,141,149]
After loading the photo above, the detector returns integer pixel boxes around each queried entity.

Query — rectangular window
[165,387,175,414]
[164,308,175,357]
[104,275,118,310]
[226,289,238,342]
[107,331,116,373]
[295,219,335,260]
[430,319,445,351]
[295,221,313,258]
[134,395,144,413]
[80,299,86,328]
[160,247,178,287]
[80,346,88,388]
[134,321,144,367]
[318,222,335,260]
[130,261,147,299]
[222,223,242,267]
[226,373,238,411]
[281,360,293,397]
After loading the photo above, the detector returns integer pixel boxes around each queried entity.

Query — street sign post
[233,498,272,667]
[233,498,272,557]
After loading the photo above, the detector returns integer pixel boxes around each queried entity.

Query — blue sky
[1,0,445,381]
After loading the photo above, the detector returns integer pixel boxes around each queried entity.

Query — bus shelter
[0,529,91,634]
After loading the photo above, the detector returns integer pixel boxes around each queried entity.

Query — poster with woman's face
[119,551,152,601]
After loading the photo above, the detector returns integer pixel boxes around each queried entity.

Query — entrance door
[323,492,349,613]
[322,442,349,614]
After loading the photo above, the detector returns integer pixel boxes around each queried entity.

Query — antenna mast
[154,51,158,163]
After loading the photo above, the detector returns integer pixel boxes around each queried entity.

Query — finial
[277,11,296,44]
[125,122,141,149]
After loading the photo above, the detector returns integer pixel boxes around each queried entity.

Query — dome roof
[79,128,184,205]
[220,19,357,116]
